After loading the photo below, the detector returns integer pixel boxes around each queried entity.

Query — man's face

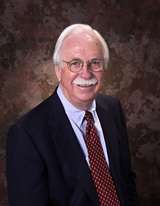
[55,33,105,110]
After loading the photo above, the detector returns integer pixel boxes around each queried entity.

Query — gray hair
[53,24,109,69]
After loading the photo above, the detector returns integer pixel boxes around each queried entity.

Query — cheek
[97,73,104,85]
[61,70,77,85]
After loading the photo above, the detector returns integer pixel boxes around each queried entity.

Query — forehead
[61,33,103,59]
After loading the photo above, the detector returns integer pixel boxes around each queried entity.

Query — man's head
[53,24,109,110]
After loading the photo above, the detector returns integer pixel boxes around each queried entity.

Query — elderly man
[7,24,139,206]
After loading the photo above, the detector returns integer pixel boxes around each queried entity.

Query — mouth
[77,83,95,87]
[73,78,98,87]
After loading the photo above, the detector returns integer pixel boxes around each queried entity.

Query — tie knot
[84,111,92,121]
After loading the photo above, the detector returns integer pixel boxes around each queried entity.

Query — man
[7,24,139,205]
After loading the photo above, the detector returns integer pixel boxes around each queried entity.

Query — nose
[79,63,92,79]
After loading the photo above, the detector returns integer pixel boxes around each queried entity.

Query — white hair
[53,24,109,69]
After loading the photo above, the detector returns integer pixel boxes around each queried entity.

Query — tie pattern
[85,111,120,206]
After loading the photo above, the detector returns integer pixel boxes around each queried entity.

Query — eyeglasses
[63,58,104,73]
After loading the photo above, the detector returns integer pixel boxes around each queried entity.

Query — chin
[77,95,95,104]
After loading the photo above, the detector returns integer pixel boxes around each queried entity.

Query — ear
[55,65,62,82]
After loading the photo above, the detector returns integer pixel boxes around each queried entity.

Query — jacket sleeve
[6,124,50,206]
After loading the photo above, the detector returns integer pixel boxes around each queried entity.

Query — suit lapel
[96,103,124,204]
[48,91,100,206]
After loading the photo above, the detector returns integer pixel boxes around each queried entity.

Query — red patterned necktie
[85,111,120,206]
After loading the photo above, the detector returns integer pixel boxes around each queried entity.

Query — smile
[73,78,98,87]
[77,83,95,87]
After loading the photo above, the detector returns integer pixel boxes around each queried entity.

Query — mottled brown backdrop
[0,0,160,205]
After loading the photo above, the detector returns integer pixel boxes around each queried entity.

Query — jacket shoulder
[96,93,120,111]
[96,93,125,126]
[15,94,54,129]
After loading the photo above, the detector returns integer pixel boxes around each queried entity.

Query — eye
[70,60,82,67]
[72,61,79,66]
[91,60,100,66]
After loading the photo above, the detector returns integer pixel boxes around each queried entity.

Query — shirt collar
[57,85,96,127]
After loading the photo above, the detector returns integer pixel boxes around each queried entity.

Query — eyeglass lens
[69,59,103,72]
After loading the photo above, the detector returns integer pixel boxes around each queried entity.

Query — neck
[72,102,92,111]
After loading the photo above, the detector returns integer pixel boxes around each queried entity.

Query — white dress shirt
[57,85,110,167]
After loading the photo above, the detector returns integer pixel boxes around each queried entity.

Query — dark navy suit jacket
[6,88,139,206]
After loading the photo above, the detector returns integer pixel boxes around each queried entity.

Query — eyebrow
[70,57,101,61]
[70,58,82,61]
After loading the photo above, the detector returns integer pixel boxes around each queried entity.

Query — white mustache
[73,77,98,87]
